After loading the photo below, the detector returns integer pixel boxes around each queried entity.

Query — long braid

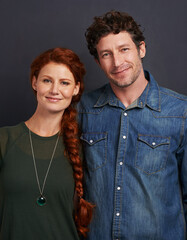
[61,104,94,237]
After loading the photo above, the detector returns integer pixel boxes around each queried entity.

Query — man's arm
[178,114,187,225]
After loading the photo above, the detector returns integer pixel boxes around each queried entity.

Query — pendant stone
[37,196,46,206]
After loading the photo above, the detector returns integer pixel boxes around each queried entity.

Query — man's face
[96,31,146,89]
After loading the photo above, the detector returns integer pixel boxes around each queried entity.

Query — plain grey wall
[0,0,186,127]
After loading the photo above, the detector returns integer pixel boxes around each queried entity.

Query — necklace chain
[29,130,60,197]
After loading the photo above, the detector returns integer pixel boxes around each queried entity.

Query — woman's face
[32,62,80,115]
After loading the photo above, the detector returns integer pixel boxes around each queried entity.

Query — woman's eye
[61,81,70,85]
[43,79,51,83]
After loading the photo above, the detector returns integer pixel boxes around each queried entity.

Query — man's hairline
[93,31,145,62]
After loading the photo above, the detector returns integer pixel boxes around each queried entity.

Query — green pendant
[37,196,46,206]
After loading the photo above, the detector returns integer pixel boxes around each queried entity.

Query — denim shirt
[78,71,187,240]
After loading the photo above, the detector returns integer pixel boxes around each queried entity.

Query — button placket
[113,111,128,239]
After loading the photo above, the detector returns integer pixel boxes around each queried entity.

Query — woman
[0,47,93,239]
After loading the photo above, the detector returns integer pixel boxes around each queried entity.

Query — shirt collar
[94,84,120,108]
[139,71,161,112]
[94,70,161,112]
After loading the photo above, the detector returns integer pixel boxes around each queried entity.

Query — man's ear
[95,58,100,66]
[139,41,146,59]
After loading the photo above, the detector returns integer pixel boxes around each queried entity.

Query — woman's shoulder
[0,122,26,157]
[0,122,27,164]
[0,122,25,138]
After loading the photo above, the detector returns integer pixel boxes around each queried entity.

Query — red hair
[30,48,94,236]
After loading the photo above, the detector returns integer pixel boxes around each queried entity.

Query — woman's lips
[46,97,62,102]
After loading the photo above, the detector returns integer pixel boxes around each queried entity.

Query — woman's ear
[32,76,37,91]
[73,82,80,96]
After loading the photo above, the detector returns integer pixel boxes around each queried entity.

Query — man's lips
[111,66,131,75]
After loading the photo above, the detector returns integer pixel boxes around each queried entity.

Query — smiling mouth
[111,66,131,75]
[46,97,62,102]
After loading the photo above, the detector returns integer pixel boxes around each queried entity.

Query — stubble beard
[110,74,137,88]
[109,58,143,89]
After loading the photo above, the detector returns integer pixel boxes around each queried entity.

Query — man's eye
[122,48,129,52]
[102,53,110,58]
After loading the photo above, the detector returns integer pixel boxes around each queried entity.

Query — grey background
[0,0,186,127]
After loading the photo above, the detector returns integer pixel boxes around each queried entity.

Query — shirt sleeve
[0,127,9,169]
[178,115,187,225]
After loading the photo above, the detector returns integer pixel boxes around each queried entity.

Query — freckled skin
[32,62,80,114]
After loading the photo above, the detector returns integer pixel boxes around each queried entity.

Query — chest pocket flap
[136,134,171,174]
[81,133,107,146]
[138,135,170,149]
[80,132,107,171]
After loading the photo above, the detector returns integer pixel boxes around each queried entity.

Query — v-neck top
[0,122,79,240]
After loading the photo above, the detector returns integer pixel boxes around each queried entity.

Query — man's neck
[110,71,148,108]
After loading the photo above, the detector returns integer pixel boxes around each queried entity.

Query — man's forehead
[96,31,134,51]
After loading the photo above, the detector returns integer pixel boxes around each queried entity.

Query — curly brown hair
[30,47,94,237]
[85,10,145,60]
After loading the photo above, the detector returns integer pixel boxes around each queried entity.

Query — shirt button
[123,135,126,139]
[89,139,93,143]
[152,142,156,146]
[124,112,128,116]
[116,212,120,216]
[119,162,123,165]
[117,187,121,190]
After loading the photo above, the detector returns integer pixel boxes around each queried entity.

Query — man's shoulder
[158,86,187,117]
[146,71,186,116]
[159,86,187,102]
[79,84,108,109]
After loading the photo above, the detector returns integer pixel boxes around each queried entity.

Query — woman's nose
[50,82,59,95]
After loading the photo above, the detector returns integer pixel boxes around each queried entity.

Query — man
[79,10,187,240]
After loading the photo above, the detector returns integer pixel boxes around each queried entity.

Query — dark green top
[0,122,79,240]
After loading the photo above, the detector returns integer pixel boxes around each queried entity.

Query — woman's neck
[25,109,63,137]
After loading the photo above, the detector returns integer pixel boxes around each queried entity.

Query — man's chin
[110,78,135,89]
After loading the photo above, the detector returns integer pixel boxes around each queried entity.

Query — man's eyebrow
[98,49,111,55]
[98,44,131,55]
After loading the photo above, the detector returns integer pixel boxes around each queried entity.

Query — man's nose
[113,52,124,68]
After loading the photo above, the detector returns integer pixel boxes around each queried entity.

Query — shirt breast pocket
[80,132,107,171]
[135,134,170,174]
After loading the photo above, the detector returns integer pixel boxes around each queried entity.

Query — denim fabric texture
[78,71,187,240]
